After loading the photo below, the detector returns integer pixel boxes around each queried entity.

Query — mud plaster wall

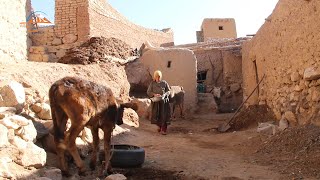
[28,0,174,62]
[242,0,320,125]
[139,48,198,113]
[199,19,237,42]
[88,0,174,49]
[0,0,31,62]
[223,50,242,85]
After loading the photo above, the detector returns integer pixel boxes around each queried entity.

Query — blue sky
[32,0,279,45]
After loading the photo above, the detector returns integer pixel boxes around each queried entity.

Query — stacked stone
[29,27,81,62]
[29,46,50,62]
[265,66,320,126]
[0,80,49,179]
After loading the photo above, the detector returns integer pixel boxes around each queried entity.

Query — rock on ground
[0,81,25,111]
[0,124,8,147]
[16,142,47,168]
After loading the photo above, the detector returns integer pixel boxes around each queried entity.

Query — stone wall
[29,26,82,62]
[139,48,197,113]
[0,0,31,62]
[88,0,174,49]
[242,0,320,125]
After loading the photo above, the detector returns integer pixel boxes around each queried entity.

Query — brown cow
[49,76,136,176]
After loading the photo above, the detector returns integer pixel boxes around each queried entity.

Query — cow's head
[104,102,138,126]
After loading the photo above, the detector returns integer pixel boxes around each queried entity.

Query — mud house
[242,0,320,126]
[174,38,248,112]
[139,47,198,113]
[196,18,237,43]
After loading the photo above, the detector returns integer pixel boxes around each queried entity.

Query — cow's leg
[103,127,113,176]
[52,106,69,176]
[66,122,87,176]
[89,126,99,170]
[172,103,176,119]
[179,103,184,118]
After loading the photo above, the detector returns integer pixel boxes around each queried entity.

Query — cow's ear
[121,102,138,111]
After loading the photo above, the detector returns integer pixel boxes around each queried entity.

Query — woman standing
[147,70,171,135]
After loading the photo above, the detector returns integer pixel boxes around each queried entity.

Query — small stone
[293,85,302,92]
[52,38,62,45]
[62,34,78,44]
[105,174,127,180]
[35,103,52,120]
[284,111,297,126]
[230,83,241,92]
[29,53,43,62]
[304,67,320,81]
[31,103,42,113]
[0,81,25,111]
[0,124,8,147]
[123,108,139,128]
[279,117,289,131]
[290,72,300,82]
[42,55,50,62]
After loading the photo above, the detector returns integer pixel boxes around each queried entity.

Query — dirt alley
[98,113,284,180]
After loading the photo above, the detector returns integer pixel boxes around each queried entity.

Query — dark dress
[147,80,171,130]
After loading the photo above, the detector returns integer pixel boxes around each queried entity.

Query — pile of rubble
[230,105,277,131]
[255,125,320,179]
[59,37,138,65]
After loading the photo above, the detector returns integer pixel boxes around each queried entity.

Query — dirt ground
[42,113,288,180]
[6,106,320,180]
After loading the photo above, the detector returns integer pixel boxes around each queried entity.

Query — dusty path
[110,113,283,180]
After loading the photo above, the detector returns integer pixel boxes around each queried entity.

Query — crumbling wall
[242,0,320,125]
[221,50,243,111]
[223,50,242,85]
[88,0,174,49]
[193,49,223,87]
[193,47,243,112]
[139,48,197,113]
[28,0,89,62]
[28,0,174,62]
[0,0,31,62]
